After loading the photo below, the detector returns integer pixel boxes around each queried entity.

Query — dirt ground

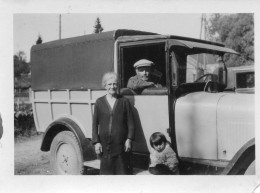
[14,133,220,175]
[14,134,54,175]
[14,134,100,175]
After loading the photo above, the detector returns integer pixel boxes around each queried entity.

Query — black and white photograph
[0,1,260,193]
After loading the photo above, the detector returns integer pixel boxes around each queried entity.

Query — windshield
[187,53,225,83]
[172,52,226,86]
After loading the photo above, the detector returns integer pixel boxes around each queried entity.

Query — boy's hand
[125,139,132,152]
[95,143,102,154]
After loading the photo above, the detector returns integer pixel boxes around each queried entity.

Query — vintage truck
[30,29,254,175]
[227,65,255,94]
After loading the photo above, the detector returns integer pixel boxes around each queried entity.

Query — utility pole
[200,14,207,40]
[200,14,203,39]
[198,14,208,75]
[59,14,61,40]
[204,15,207,41]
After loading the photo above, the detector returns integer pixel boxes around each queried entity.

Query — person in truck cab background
[92,72,135,175]
[127,59,162,94]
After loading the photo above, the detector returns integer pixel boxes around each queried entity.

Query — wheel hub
[57,143,78,174]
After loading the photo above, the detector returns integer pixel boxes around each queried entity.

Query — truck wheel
[245,160,255,175]
[50,131,84,175]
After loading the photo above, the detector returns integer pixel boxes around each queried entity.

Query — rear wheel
[50,131,84,175]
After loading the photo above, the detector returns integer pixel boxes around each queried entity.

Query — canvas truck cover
[31,30,157,90]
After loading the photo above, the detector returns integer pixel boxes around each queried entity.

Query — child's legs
[149,167,162,175]
[149,164,172,175]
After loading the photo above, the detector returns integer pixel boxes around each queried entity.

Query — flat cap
[133,59,154,68]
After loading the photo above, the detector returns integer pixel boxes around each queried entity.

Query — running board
[84,160,100,169]
[83,160,150,175]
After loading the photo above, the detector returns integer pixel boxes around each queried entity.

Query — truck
[227,65,255,94]
[30,29,255,175]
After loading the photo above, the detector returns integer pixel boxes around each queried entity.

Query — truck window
[173,51,227,97]
[236,72,255,88]
[171,52,225,85]
[120,43,167,95]
[186,54,224,84]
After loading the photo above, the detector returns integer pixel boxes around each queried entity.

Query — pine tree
[93,17,104,34]
[36,35,43,44]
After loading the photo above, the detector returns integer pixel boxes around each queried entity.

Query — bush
[14,103,37,138]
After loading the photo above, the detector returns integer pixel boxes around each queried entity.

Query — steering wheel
[204,80,220,93]
[195,73,216,83]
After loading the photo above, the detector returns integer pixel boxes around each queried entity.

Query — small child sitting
[149,132,179,175]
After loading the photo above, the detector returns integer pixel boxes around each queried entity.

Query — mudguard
[222,138,255,175]
[41,117,96,161]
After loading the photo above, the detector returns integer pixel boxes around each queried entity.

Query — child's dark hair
[150,132,167,148]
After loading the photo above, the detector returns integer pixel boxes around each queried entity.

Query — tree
[207,13,254,67]
[93,17,104,34]
[14,51,30,78]
[36,35,43,44]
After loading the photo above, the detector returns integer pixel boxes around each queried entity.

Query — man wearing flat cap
[127,59,162,94]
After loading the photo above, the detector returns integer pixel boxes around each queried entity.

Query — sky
[14,13,203,62]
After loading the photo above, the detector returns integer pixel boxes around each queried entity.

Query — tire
[50,131,84,175]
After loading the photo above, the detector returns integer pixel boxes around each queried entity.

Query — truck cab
[226,65,255,93]
[31,29,255,175]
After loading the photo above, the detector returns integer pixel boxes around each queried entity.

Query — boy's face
[153,141,166,152]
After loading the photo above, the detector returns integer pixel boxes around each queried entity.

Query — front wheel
[50,131,84,175]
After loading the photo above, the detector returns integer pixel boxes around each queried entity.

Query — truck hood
[175,91,254,161]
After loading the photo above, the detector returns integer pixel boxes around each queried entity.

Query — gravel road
[14,134,219,175]
[14,134,54,175]
[14,134,99,175]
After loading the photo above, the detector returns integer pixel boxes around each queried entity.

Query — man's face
[136,66,152,81]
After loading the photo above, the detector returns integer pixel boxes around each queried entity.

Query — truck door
[118,41,171,155]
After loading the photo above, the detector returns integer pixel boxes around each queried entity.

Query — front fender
[222,138,255,175]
